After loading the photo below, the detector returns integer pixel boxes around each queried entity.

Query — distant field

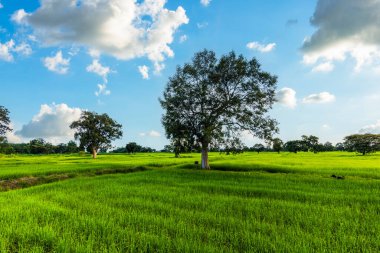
[0,152,379,252]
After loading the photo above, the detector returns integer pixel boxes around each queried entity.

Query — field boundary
[0,166,147,192]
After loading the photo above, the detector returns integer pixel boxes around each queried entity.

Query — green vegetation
[0,152,379,252]
[160,50,278,169]
[70,111,123,158]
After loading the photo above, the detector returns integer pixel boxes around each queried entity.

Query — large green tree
[160,50,278,169]
[0,106,12,142]
[344,134,380,155]
[70,111,122,158]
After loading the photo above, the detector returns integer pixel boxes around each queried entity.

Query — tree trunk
[201,144,210,170]
[92,147,97,159]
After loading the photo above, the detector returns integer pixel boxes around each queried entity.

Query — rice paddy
[0,152,379,252]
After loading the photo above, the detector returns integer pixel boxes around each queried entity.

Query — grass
[0,152,379,252]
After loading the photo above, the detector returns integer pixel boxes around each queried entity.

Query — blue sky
[1,0,380,149]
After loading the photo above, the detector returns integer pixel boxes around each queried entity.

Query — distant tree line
[112,142,156,154]
[160,134,380,156]
[0,138,80,155]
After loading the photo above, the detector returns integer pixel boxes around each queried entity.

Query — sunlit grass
[0,152,379,252]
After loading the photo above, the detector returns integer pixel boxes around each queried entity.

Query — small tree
[284,140,303,153]
[160,50,278,169]
[0,106,12,141]
[323,142,334,152]
[272,138,283,153]
[344,134,380,155]
[301,135,319,153]
[335,142,345,151]
[126,142,141,154]
[29,138,48,154]
[66,141,79,153]
[70,111,122,158]
[252,143,265,154]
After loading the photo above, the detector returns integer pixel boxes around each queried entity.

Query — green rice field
[0,152,379,252]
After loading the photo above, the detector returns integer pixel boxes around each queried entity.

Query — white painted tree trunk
[201,145,210,169]
[92,148,97,159]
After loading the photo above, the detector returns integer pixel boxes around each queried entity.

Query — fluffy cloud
[0,40,32,61]
[139,130,161,137]
[312,62,334,73]
[86,59,113,95]
[302,92,335,104]
[138,65,149,79]
[200,0,211,7]
[15,0,189,73]
[86,59,112,82]
[0,3,3,9]
[11,9,29,24]
[5,123,23,144]
[43,51,70,74]
[16,103,82,143]
[302,0,380,72]
[0,40,14,61]
[95,84,111,97]
[247,42,276,53]
[13,43,32,56]
[276,87,297,108]
[359,120,380,134]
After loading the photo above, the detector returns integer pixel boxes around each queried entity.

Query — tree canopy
[272,138,283,153]
[160,50,278,169]
[344,134,380,155]
[0,106,12,141]
[70,111,122,158]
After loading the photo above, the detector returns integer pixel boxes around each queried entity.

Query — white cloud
[179,35,188,43]
[86,59,112,82]
[0,40,15,61]
[87,59,113,95]
[302,0,380,72]
[68,46,80,56]
[0,40,32,61]
[139,130,161,137]
[149,130,161,137]
[276,87,297,108]
[16,103,82,144]
[13,43,32,56]
[359,120,380,134]
[43,51,70,74]
[247,41,276,53]
[15,0,189,73]
[138,65,149,79]
[95,84,111,97]
[0,3,3,9]
[312,61,334,73]
[302,92,335,104]
[11,9,29,24]
[5,123,23,144]
[200,0,211,7]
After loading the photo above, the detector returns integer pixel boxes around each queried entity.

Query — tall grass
[0,152,379,252]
